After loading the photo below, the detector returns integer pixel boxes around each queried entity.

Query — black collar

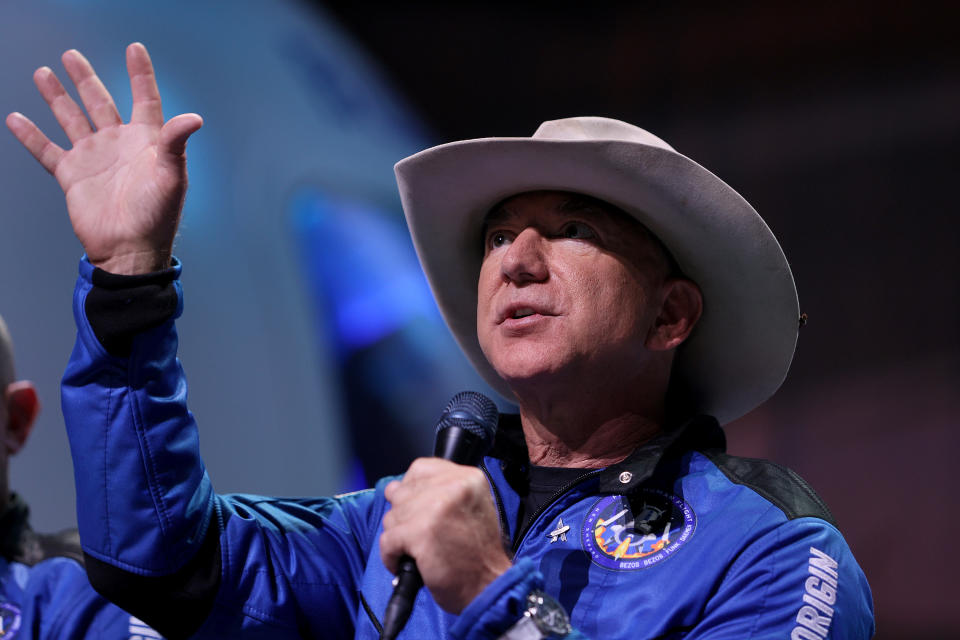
[0,493,31,562]
[489,414,725,492]
[0,494,84,566]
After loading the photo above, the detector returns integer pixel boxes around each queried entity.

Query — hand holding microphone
[379,392,511,639]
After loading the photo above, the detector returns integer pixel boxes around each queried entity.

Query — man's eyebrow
[481,204,513,229]
[557,195,613,218]
[484,195,608,226]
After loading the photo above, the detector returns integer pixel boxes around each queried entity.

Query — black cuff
[85,266,180,358]
[84,520,222,640]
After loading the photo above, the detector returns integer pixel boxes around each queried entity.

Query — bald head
[0,314,40,510]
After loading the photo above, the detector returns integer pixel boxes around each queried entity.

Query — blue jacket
[62,258,874,639]
[0,495,163,639]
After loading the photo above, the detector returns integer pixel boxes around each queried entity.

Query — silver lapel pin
[548,517,570,543]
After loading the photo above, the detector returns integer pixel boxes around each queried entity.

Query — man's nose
[501,228,548,284]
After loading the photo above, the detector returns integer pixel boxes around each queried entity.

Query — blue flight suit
[61,258,874,638]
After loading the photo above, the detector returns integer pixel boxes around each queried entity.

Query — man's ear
[645,278,703,352]
[4,381,39,455]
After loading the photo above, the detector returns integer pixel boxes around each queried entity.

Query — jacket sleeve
[449,558,590,640]
[686,515,875,640]
[60,257,380,639]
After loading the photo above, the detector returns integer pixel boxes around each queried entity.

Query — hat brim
[395,137,798,424]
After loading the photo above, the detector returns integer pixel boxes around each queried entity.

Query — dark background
[0,1,955,637]
[316,2,959,637]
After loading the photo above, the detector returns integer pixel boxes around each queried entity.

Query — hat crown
[532,116,676,152]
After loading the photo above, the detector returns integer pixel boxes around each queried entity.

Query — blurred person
[0,315,163,638]
[6,43,873,639]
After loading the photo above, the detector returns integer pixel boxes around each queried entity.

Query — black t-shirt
[517,464,593,538]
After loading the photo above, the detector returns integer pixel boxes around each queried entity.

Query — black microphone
[380,391,498,640]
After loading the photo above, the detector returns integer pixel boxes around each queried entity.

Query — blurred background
[0,1,956,637]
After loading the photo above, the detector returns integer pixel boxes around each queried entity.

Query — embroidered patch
[0,601,22,637]
[581,489,696,570]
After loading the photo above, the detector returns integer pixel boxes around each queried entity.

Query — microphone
[380,391,498,640]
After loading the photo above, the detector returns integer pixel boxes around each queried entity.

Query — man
[0,315,164,639]
[6,43,874,638]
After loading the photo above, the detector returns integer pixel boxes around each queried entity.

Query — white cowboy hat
[395,116,799,425]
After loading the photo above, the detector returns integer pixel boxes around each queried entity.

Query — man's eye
[561,222,595,240]
[488,231,511,249]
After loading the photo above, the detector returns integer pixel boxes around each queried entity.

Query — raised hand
[5,42,202,274]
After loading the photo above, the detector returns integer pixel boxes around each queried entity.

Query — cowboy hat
[394,116,799,425]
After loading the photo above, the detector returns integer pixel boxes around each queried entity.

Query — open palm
[5,43,202,274]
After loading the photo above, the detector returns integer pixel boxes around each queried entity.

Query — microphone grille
[437,391,498,443]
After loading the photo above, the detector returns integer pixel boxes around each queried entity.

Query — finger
[381,503,420,532]
[158,113,202,158]
[404,457,449,480]
[378,529,405,575]
[383,480,401,502]
[33,66,93,144]
[382,509,395,530]
[61,49,122,131]
[127,42,164,125]
[383,483,419,519]
[5,112,65,174]
[381,489,427,527]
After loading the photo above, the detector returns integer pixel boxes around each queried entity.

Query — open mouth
[499,304,553,324]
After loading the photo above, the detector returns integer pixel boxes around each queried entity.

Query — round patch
[0,601,21,638]
[582,488,696,570]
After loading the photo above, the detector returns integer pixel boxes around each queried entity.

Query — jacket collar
[490,414,725,492]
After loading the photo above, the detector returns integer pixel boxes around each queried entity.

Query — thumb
[158,113,203,158]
